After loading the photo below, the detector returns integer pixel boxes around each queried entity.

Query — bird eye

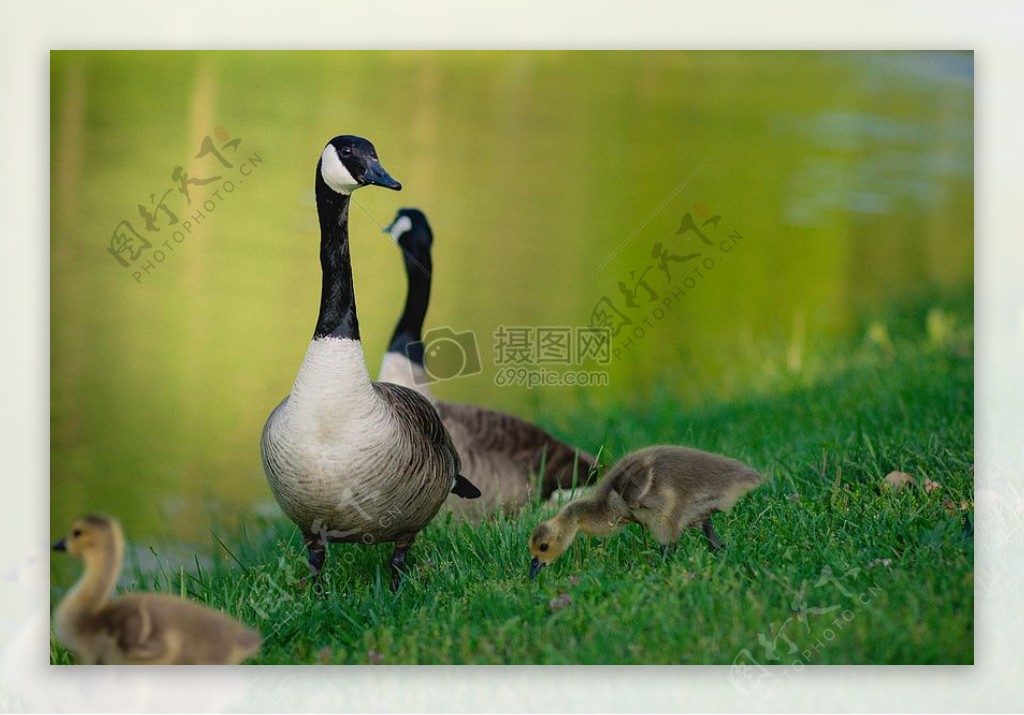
[72,529,82,538]
[340,147,352,156]
[540,543,549,552]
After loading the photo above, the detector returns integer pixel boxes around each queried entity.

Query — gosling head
[318,135,401,195]
[384,208,432,252]
[528,517,576,578]
[52,514,122,559]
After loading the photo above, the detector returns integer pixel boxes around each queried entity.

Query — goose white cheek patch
[388,215,413,241]
[321,145,359,195]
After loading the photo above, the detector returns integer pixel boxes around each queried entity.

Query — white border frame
[5,2,1018,711]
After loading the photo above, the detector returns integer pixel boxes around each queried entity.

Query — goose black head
[384,208,433,254]
[318,135,402,195]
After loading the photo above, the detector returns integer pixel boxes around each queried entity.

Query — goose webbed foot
[389,540,414,592]
[304,535,327,579]
[702,517,726,551]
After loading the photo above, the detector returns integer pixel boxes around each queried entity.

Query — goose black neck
[387,247,432,365]
[313,173,360,341]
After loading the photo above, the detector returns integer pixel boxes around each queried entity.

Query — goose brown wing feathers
[437,401,597,499]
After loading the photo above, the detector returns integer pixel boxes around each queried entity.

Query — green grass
[49,293,973,665]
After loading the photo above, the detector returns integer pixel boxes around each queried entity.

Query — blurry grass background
[49,51,972,663]
[50,292,974,664]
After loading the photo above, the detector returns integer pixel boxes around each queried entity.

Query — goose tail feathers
[452,474,482,499]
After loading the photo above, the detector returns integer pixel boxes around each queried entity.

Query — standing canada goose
[260,137,480,591]
[379,208,598,518]
[51,515,261,664]
[528,445,763,577]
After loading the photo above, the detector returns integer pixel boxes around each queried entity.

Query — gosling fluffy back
[603,445,763,530]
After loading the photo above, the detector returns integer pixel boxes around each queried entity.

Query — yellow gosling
[529,445,763,577]
[52,515,261,664]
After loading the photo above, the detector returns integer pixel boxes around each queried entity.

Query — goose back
[437,401,597,514]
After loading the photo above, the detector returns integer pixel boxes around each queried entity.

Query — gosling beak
[52,538,67,553]
[529,557,545,579]
[363,161,401,191]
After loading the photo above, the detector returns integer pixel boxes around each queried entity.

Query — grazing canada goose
[378,208,598,518]
[260,137,480,591]
[528,445,763,577]
[51,515,261,664]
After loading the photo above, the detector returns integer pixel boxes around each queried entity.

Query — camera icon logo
[407,327,482,385]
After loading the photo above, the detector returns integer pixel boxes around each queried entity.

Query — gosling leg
[702,517,726,551]
[389,536,416,592]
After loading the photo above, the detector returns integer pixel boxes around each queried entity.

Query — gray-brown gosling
[378,208,598,519]
[52,515,262,664]
[528,445,763,577]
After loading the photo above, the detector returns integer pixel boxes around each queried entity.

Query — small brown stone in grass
[549,593,572,612]
[883,471,915,490]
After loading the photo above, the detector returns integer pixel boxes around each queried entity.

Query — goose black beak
[52,538,67,552]
[529,557,545,579]
[363,162,401,191]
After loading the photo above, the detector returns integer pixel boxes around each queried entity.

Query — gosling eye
[72,529,82,538]
[540,543,549,552]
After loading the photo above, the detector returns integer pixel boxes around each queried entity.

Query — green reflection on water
[50,51,972,544]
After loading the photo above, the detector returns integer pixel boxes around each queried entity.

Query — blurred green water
[49,51,972,544]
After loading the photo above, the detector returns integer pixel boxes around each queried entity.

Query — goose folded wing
[373,381,463,476]
[437,401,598,497]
